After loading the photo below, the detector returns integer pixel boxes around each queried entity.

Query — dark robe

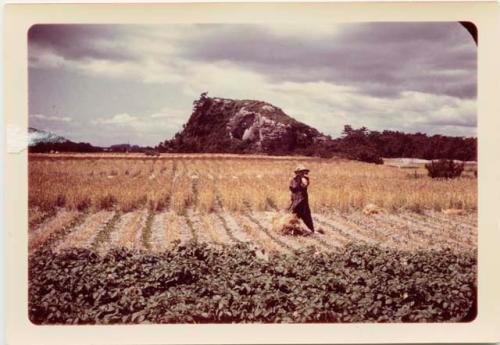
[288,175,314,232]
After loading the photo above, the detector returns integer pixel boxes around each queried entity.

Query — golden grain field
[28,153,477,256]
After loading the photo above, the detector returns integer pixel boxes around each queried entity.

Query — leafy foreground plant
[29,243,476,324]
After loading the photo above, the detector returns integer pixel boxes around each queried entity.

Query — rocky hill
[159,93,333,156]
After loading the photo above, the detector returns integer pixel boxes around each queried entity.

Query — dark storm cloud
[181,23,476,99]
[28,24,134,62]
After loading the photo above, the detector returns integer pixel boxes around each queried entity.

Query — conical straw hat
[294,164,309,173]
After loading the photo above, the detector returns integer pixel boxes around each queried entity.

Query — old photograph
[27,22,477,324]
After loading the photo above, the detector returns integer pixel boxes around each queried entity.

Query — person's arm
[301,176,309,187]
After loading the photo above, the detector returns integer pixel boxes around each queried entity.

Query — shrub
[99,194,117,210]
[345,146,383,164]
[55,194,66,208]
[425,159,464,179]
[76,197,92,211]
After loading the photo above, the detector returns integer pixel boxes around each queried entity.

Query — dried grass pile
[272,212,313,236]
[362,203,385,216]
[442,208,465,216]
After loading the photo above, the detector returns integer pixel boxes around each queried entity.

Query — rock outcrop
[161,94,332,155]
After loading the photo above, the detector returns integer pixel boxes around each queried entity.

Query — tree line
[30,124,477,164]
[330,125,477,163]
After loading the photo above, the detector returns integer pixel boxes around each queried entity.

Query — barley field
[28,153,477,324]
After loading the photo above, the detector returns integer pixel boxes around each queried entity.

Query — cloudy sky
[28,23,476,147]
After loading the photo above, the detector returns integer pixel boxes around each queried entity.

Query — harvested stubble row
[217,212,255,245]
[186,209,212,244]
[346,212,412,249]
[382,214,471,251]
[396,213,471,251]
[409,212,476,246]
[200,213,233,245]
[29,209,56,230]
[108,210,148,251]
[311,215,355,247]
[421,211,477,234]
[148,211,192,252]
[245,212,300,252]
[169,212,195,245]
[234,213,283,253]
[314,213,378,246]
[29,210,81,255]
[149,212,168,253]
[370,214,436,251]
[55,211,115,253]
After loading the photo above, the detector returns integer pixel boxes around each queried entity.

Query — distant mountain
[28,127,67,146]
[28,127,103,153]
[107,143,151,153]
[158,93,333,156]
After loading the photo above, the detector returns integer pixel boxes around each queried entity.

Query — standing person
[288,164,316,233]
